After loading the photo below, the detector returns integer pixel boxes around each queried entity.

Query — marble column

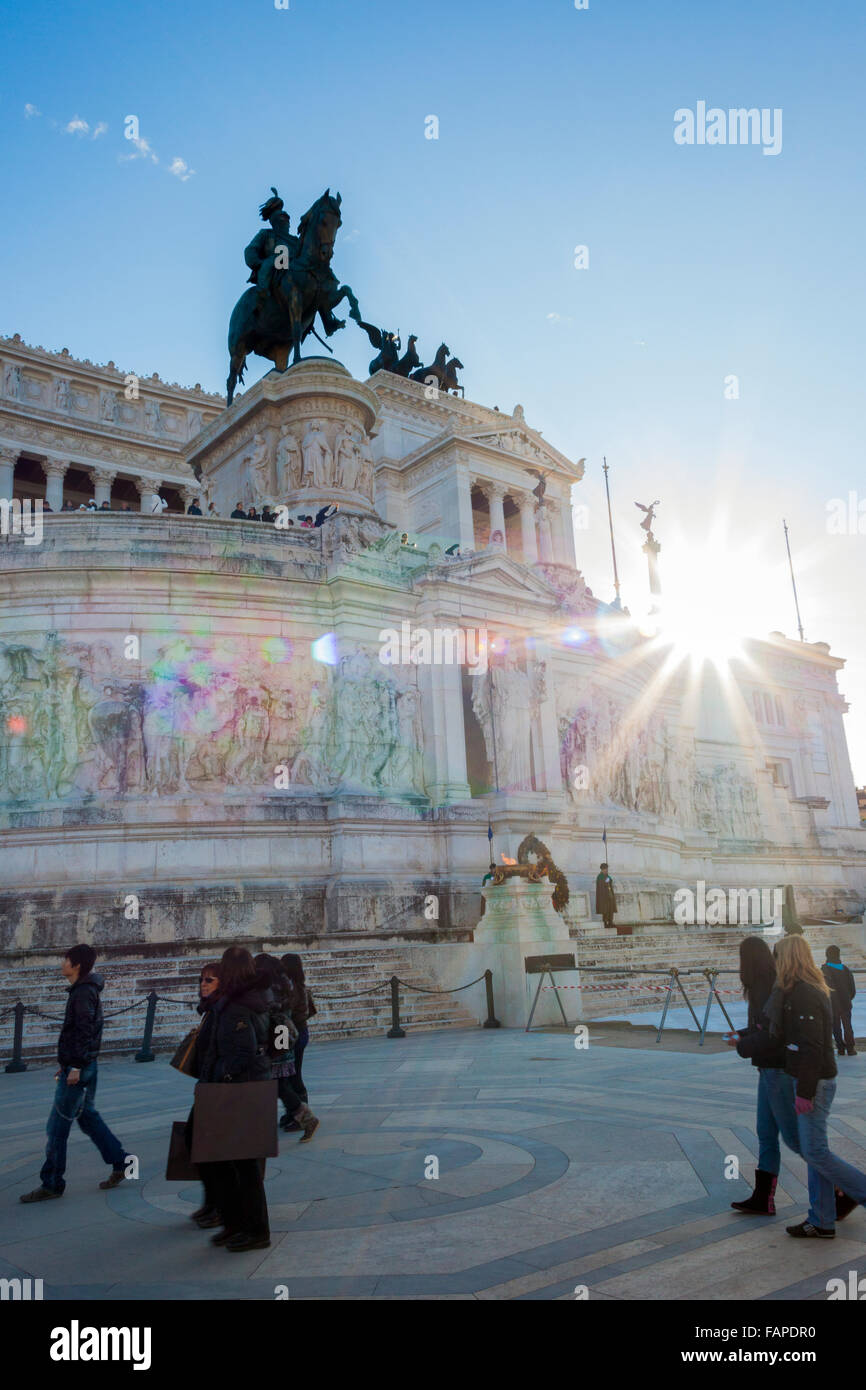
[417,636,472,803]
[518,493,538,565]
[455,459,475,551]
[536,500,555,562]
[488,483,507,550]
[0,446,17,500]
[137,479,162,514]
[43,458,70,512]
[89,467,116,509]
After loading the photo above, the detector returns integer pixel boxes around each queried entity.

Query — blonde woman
[772,936,866,1238]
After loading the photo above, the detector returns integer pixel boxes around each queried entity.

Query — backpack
[266,999,298,1061]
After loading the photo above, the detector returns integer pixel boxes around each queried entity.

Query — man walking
[821,945,858,1057]
[595,862,617,930]
[20,945,128,1203]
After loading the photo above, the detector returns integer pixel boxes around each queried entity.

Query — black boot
[731,1168,777,1215]
[836,1189,859,1221]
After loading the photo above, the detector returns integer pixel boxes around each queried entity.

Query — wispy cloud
[24,103,41,118]
[92,122,108,139]
[120,134,158,164]
[168,156,194,182]
[546,311,574,324]
[64,115,90,136]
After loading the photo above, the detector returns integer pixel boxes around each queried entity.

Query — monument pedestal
[185,358,382,518]
[473,877,579,1027]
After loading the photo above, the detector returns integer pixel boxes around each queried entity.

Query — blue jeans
[797,1079,866,1229]
[756,1068,800,1173]
[40,1063,125,1194]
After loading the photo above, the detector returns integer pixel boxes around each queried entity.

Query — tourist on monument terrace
[595,862,617,929]
[230,501,247,519]
[20,945,129,1204]
[186,497,203,516]
[194,946,273,1252]
[821,944,858,1057]
[770,935,866,1237]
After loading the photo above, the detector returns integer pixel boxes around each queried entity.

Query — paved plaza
[2,1025,865,1301]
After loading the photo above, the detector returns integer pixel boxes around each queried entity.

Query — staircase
[0,947,479,1064]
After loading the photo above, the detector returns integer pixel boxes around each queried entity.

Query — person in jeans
[20,945,127,1203]
[821,945,858,1057]
[280,953,317,1132]
[726,937,792,1215]
[771,935,866,1237]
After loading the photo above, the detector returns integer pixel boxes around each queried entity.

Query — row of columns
[0,447,194,513]
[471,479,567,565]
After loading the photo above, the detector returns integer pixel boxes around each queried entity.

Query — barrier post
[700,968,735,1043]
[135,991,158,1062]
[482,969,501,1029]
[5,1001,27,1073]
[655,970,677,1043]
[386,976,405,1039]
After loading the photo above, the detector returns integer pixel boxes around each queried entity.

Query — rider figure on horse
[244,187,299,317]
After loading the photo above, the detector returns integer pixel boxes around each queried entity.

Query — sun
[638,527,774,673]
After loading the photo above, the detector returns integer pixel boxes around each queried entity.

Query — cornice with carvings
[0,333,224,403]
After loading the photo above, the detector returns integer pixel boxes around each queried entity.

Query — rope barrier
[394,973,488,994]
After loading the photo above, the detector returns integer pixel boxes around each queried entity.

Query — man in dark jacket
[20,945,128,1202]
[595,862,617,929]
[821,945,857,1057]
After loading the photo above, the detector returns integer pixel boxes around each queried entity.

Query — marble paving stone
[253,1203,575,1278]
[3,1028,865,1300]
[475,1236,663,1300]
[593,1223,866,1301]
[500,1160,706,1234]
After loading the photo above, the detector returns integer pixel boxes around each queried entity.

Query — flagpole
[782,518,805,642]
[602,457,622,610]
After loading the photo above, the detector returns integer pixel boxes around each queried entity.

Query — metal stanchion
[135,991,158,1062]
[5,1001,27,1073]
[482,969,501,1028]
[386,975,405,1039]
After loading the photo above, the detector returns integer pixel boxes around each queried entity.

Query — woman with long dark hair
[771,936,866,1237]
[253,953,319,1142]
[196,947,272,1252]
[186,961,222,1229]
[726,937,794,1214]
[280,952,317,1134]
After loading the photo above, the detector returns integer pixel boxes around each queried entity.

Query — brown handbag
[170,1025,200,1076]
[190,1080,279,1163]
[165,1120,200,1181]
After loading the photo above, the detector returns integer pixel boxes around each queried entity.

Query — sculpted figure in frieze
[246,432,274,504]
[275,424,302,493]
[53,377,70,411]
[87,684,146,794]
[301,418,332,488]
[473,655,545,792]
[4,363,21,398]
[334,425,361,491]
[290,678,335,789]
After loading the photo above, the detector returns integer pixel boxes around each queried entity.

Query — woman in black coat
[197,947,273,1253]
[726,938,792,1214]
[186,961,222,1228]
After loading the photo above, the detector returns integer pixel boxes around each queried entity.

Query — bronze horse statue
[226,189,363,405]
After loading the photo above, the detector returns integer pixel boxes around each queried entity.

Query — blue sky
[3,0,866,779]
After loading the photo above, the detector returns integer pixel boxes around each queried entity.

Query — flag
[602,825,607,851]
[487,821,493,843]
